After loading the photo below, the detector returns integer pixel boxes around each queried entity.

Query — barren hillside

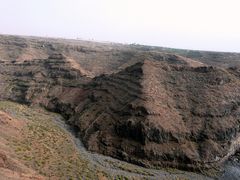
[1,34,240,75]
[70,60,240,170]
[0,34,240,179]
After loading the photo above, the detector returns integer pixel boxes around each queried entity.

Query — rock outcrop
[1,35,240,173]
[0,53,90,106]
[69,60,240,170]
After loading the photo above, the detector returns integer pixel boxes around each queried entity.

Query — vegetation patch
[0,101,100,179]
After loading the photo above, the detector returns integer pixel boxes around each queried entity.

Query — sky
[0,0,240,52]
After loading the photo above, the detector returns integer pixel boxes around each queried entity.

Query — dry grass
[0,101,103,179]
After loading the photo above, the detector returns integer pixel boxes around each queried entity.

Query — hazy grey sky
[0,0,240,52]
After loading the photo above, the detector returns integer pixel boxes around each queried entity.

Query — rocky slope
[0,34,240,177]
[0,101,213,180]
[0,52,90,105]
[69,60,240,171]
[2,54,240,172]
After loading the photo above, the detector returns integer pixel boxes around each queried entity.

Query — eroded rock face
[1,44,240,172]
[70,60,240,170]
[0,54,91,106]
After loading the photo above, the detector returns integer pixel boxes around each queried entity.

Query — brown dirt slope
[0,34,240,174]
[0,47,240,171]
[0,110,44,180]
[0,101,104,179]
[70,60,240,170]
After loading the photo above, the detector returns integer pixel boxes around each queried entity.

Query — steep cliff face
[70,60,240,170]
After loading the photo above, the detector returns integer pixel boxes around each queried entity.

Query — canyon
[0,34,240,179]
